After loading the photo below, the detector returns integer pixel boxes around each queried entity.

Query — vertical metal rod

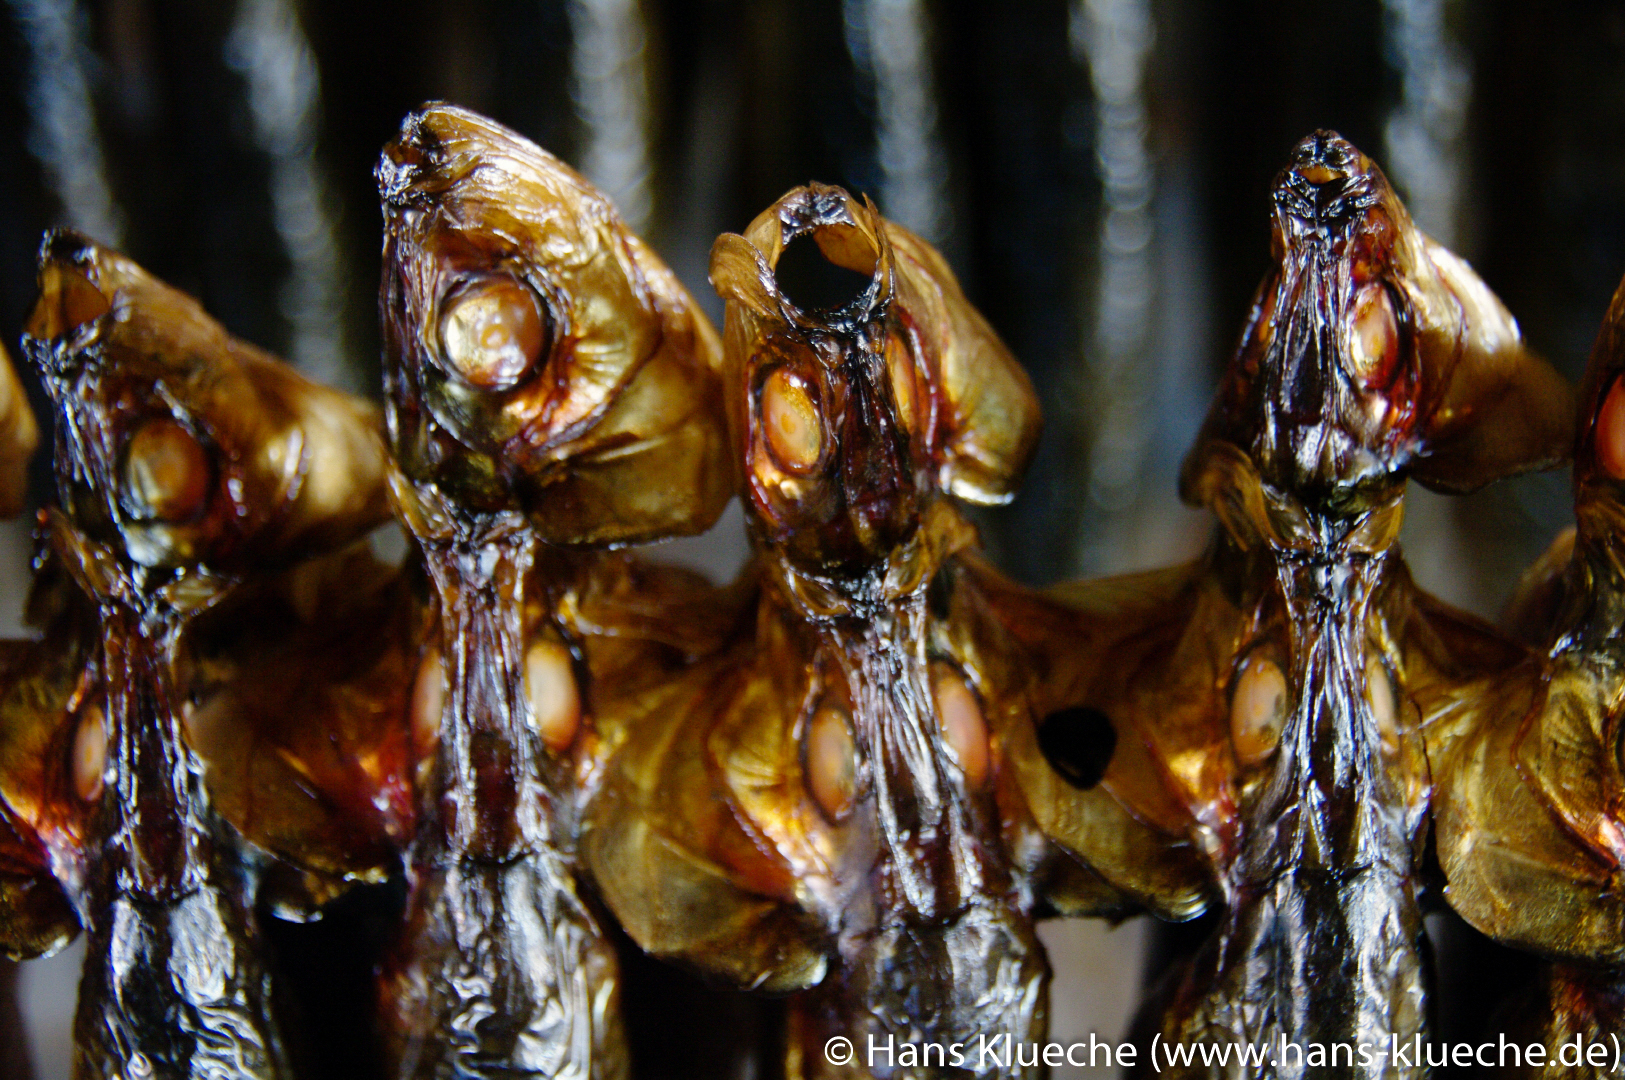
[1381,0,1471,245]
[9,0,125,248]
[844,0,950,243]
[226,0,353,389]
[568,0,654,231]
[1074,0,1156,572]
[1382,0,1479,610]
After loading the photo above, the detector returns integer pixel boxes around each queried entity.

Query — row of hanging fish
[0,106,1619,1080]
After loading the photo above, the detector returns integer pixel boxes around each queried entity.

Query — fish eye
[120,417,212,524]
[524,637,581,753]
[1230,651,1286,767]
[1346,283,1399,386]
[72,700,107,802]
[1596,374,1625,481]
[805,702,857,822]
[438,276,547,390]
[760,368,824,473]
[1366,655,1400,759]
[931,662,988,789]
[411,646,445,757]
[885,332,919,433]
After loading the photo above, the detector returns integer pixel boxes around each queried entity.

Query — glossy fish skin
[179,538,422,917]
[1185,135,1573,502]
[1004,132,1571,1080]
[375,103,729,1080]
[585,183,1081,1079]
[1428,270,1625,1077]
[0,340,40,519]
[1160,132,1569,1079]
[0,559,94,966]
[15,231,398,1080]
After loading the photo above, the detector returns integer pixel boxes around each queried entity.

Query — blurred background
[0,0,1620,1076]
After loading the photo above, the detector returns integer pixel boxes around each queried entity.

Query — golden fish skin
[0,341,40,519]
[14,231,399,1080]
[378,103,729,544]
[375,103,730,1080]
[1425,268,1625,1077]
[179,540,423,915]
[1005,132,1572,1079]
[585,183,1085,1079]
[0,557,93,964]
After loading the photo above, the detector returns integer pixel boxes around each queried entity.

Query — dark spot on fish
[1037,706,1116,790]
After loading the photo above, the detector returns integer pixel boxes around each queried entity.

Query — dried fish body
[992,132,1572,1079]
[585,182,1064,1079]
[375,103,730,1080]
[1149,132,1572,1077]
[1426,268,1625,1077]
[0,341,40,1061]
[178,537,422,917]
[0,340,47,1013]
[0,313,54,1004]
[0,340,40,519]
[0,559,93,966]
[10,231,399,1080]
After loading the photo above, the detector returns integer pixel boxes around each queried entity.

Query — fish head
[711,184,1038,579]
[22,231,389,593]
[1185,130,1572,516]
[378,103,728,544]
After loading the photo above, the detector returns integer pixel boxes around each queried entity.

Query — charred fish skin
[586,182,1053,1080]
[1427,268,1625,1078]
[18,230,395,1080]
[375,103,729,1080]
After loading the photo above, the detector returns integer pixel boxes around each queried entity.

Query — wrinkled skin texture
[376,103,730,1080]
[0,340,39,519]
[8,232,400,1080]
[989,133,1572,1079]
[1429,270,1625,1077]
[584,184,1083,1079]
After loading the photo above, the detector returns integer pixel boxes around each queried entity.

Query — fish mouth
[764,184,890,331]
[1272,130,1382,252]
[1245,132,1412,491]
